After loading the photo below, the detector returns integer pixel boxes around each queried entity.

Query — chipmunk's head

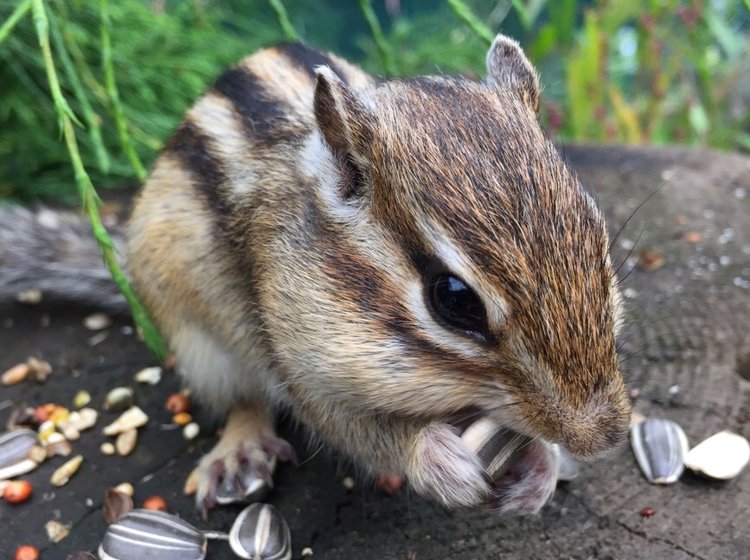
[287,35,630,513]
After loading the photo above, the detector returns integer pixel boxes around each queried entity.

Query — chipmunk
[3,35,632,515]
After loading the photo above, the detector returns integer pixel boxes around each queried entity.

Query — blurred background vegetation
[2,0,750,203]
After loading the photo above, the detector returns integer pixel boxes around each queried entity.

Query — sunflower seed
[228,503,292,560]
[630,418,688,484]
[0,428,39,479]
[216,458,275,505]
[460,417,532,480]
[99,509,206,560]
[684,430,750,480]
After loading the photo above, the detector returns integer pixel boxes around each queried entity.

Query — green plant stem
[31,0,168,361]
[267,0,299,41]
[359,0,396,75]
[49,10,110,173]
[0,0,32,46]
[447,0,494,45]
[99,0,147,180]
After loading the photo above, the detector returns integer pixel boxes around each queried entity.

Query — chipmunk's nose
[530,377,631,458]
[558,378,631,458]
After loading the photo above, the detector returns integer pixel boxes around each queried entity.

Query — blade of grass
[447,0,494,45]
[49,10,110,173]
[0,0,32,46]
[100,0,146,180]
[267,0,299,41]
[31,0,168,360]
[359,0,397,75]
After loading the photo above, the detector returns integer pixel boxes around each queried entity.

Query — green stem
[0,0,32,46]
[359,0,396,75]
[267,0,299,41]
[31,0,168,361]
[447,0,495,45]
[49,10,110,173]
[99,0,147,180]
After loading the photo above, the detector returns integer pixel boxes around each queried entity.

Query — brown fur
[128,37,630,513]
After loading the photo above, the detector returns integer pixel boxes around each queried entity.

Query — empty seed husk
[104,489,134,525]
[103,407,148,436]
[116,429,138,456]
[51,455,84,487]
[460,417,532,480]
[684,430,750,480]
[104,387,134,413]
[99,509,207,560]
[556,445,580,482]
[27,357,52,383]
[0,428,39,479]
[45,519,71,543]
[229,503,292,560]
[631,418,688,484]
[134,366,162,385]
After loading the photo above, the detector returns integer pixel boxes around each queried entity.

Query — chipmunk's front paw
[194,432,296,515]
[487,439,559,515]
[408,423,491,508]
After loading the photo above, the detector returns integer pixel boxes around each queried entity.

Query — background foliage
[2,0,749,203]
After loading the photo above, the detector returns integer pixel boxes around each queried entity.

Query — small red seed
[165,392,190,415]
[5,480,33,504]
[640,507,656,518]
[143,495,168,511]
[14,545,40,560]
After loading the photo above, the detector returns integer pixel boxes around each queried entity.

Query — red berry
[143,495,168,511]
[15,545,40,560]
[5,480,33,504]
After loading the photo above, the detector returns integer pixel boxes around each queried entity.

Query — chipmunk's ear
[486,35,540,112]
[313,66,374,199]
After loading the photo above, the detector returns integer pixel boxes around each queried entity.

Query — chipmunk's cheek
[488,440,559,515]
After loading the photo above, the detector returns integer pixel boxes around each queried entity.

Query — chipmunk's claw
[194,434,297,514]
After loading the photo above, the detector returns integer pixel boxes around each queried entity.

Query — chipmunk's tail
[0,206,127,310]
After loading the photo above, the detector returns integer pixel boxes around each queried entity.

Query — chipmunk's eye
[428,274,487,337]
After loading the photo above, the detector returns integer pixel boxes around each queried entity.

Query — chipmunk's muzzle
[528,378,632,459]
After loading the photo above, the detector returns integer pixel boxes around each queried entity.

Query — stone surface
[0,144,749,559]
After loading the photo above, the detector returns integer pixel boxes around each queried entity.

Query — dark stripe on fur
[212,66,292,142]
[274,42,350,85]
[165,121,230,217]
